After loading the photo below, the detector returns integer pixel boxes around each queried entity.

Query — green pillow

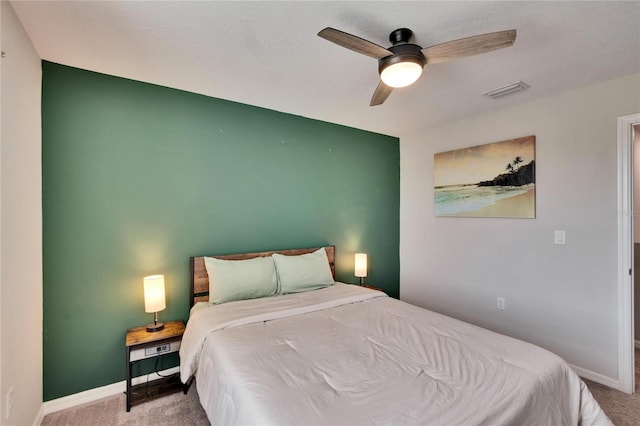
[204,256,277,304]
[272,248,334,294]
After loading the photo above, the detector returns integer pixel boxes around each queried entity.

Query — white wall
[401,73,640,383]
[0,1,43,424]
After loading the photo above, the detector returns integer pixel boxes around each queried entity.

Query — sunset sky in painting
[434,136,535,187]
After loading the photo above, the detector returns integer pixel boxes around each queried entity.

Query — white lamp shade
[354,253,368,278]
[144,275,166,313]
[380,62,423,88]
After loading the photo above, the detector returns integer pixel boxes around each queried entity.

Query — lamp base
[146,322,164,332]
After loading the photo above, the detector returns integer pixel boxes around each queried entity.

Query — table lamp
[144,274,166,332]
[354,253,367,285]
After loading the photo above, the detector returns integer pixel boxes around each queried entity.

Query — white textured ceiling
[10,0,640,138]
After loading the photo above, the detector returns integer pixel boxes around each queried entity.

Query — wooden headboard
[189,246,335,307]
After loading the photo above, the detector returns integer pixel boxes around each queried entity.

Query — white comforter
[180,283,611,426]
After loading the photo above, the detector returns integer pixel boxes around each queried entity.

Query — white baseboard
[42,367,180,416]
[570,363,620,390]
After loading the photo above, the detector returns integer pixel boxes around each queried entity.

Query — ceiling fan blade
[422,29,516,65]
[318,27,392,60]
[370,81,393,106]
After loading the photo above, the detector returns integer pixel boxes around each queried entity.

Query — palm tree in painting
[506,163,514,173]
[513,156,523,170]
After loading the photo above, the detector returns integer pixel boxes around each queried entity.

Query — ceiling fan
[318,27,517,106]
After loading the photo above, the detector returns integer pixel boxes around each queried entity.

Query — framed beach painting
[434,135,535,218]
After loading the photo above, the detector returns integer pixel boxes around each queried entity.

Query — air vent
[483,81,530,99]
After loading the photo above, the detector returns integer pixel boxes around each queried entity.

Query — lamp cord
[140,357,172,397]
[153,356,171,377]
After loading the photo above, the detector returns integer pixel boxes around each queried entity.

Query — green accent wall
[42,61,399,400]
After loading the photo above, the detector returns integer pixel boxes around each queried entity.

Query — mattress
[180,283,611,425]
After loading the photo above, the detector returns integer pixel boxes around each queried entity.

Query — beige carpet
[584,378,640,426]
[41,387,210,426]
[42,379,639,426]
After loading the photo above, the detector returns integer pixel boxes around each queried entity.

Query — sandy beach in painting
[449,187,535,218]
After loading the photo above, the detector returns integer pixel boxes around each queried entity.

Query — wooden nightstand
[362,284,383,291]
[355,284,383,292]
[125,320,185,411]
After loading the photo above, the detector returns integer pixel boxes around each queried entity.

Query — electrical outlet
[6,387,14,420]
[554,230,566,245]
[497,297,506,311]
[145,344,170,356]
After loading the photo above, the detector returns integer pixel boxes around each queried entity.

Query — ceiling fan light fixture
[380,61,423,88]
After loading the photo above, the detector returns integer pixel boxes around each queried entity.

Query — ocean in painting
[435,184,533,216]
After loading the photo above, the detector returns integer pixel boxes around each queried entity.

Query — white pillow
[272,248,335,294]
[204,256,277,304]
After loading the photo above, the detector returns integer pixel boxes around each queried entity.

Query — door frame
[618,112,639,394]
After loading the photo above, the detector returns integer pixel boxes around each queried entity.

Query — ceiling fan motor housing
[378,43,426,74]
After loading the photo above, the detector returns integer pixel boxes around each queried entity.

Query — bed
[179,246,611,425]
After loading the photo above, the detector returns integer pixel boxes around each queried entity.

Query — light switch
[554,230,566,245]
